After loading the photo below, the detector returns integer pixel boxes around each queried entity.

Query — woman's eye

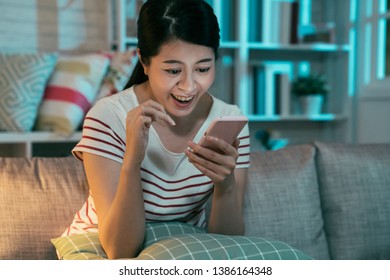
[197,67,211,73]
[165,69,181,75]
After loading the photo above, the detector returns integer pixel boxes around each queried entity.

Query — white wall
[357,90,390,144]
[0,0,111,53]
[354,0,390,144]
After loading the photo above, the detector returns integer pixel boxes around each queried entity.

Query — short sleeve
[72,98,127,164]
[237,123,250,168]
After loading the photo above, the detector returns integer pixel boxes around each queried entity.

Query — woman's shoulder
[89,87,138,117]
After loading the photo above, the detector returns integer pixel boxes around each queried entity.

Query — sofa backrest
[314,141,390,260]
[243,144,330,260]
[0,157,89,260]
[1,141,389,260]
[244,141,390,260]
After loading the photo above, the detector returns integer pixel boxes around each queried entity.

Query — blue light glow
[366,0,373,17]
[300,0,311,25]
[350,0,356,22]
[349,28,356,96]
[379,0,387,14]
[298,62,310,76]
[262,0,271,43]
[364,23,372,85]
[377,18,386,80]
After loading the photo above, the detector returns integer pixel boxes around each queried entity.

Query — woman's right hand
[124,99,175,165]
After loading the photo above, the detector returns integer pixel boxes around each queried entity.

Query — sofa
[0,141,389,260]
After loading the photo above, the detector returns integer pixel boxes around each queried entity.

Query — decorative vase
[299,95,324,115]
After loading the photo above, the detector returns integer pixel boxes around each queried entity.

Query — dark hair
[124,0,220,89]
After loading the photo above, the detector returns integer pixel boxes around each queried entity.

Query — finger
[142,115,153,128]
[232,138,240,149]
[141,106,176,126]
[194,136,239,160]
[191,161,225,182]
[187,140,221,164]
[143,99,166,112]
[141,103,175,126]
[186,146,235,176]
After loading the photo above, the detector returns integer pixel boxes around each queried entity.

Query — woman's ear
[137,48,148,76]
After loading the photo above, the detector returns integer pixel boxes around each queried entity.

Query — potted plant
[291,73,330,115]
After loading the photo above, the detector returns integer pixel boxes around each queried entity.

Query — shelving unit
[111,0,354,149]
[211,0,353,148]
[0,0,353,157]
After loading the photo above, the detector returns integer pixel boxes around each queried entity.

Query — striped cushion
[52,222,205,260]
[35,53,109,135]
[0,53,58,131]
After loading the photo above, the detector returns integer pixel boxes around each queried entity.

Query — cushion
[94,48,138,103]
[52,222,311,260]
[35,53,110,135]
[0,53,58,131]
[243,144,329,259]
[51,232,105,260]
[0,157,89,260]
[52,221,206,260]
[315,141,390,259]
[137,234,313,260]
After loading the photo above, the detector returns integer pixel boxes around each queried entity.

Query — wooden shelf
[0,132,82,143]
[247,43,351,52]
[0,132,82,157]
[247,114,347,122]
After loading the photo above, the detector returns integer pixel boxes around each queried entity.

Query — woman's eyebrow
[162,58,213,64]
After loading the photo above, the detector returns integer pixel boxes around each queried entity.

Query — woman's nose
[177,73,195,92]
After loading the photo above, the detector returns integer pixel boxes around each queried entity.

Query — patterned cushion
[142,221,205,248]
[51,221,205,260]
[137,234,313,260]
[35,53,109,135]
[315,141,390,259]
[52,222,311,260]
[94,48,138,103]
[0,53,58,131]
[243,144,329,259]
[51,233,105,260]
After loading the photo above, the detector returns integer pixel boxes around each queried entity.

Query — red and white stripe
[64,88,251,236]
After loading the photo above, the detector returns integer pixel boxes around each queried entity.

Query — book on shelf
[125,0,146,38]
[205,0,236,42]
[289,0,299,44]
[299,22,336,44]
[274,73,291,116]
[249,0,263,42]
[253,65,266,115]
[252,62,293,117]
[256,0,299,44]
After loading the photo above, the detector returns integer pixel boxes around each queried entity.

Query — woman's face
[142,39,215,118]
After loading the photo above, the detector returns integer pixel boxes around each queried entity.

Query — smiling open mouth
[171,94,194,104]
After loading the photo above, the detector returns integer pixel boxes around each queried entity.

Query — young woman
[65,0,250,259]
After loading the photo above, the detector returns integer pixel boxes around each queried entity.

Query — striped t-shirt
[63,86,250,236]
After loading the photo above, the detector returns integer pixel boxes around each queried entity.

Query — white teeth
[172,94,194,102]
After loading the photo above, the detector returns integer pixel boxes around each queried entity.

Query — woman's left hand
[185,136,240,186]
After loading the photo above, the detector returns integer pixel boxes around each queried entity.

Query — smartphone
[198,115,248,149]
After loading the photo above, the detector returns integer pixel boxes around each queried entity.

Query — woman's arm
[207,167,247,235]
[185,137,248,235]
[83,99,175,259]
[83,153,146,259]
